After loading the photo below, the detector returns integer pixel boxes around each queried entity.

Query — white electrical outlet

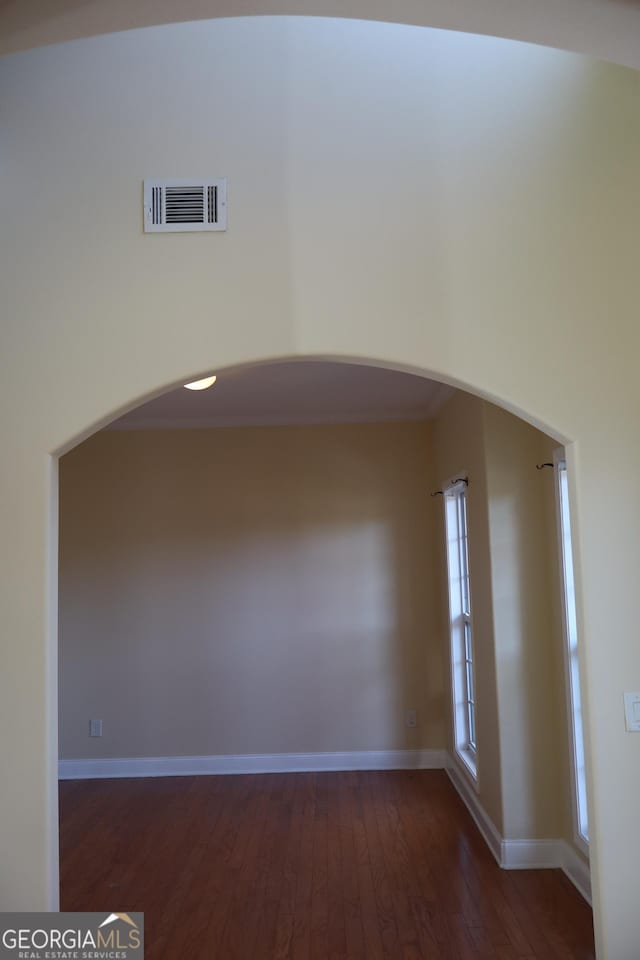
[405,709,417,728]
[89,719,103,738]
[624,693,640,732]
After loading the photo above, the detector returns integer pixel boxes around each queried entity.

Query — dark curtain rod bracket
[431,476,469,497]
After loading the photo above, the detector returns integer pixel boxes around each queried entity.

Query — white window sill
[454,745,478,789]
[574,830,590,859]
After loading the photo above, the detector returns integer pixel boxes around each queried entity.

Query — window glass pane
[465,659,473,700]
[464,620,472,661]
[444,483,476,775]
[468,701,476,749]
[459,493,470,615]
[557,460,589,843]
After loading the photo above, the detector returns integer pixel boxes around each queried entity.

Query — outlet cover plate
[90,719,103,737]
[624,693,640,732]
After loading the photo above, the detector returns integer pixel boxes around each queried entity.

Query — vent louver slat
[143,179,227,233]
[208,185,217,225]
[166,186,205,223]
[152,186,162,225]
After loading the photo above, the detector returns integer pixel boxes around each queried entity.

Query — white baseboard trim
[559,840,592,905]
[58,748,447,781]
[501,838,560,870]
[445,752,591,904]
[502,839,591,904]
[446,755,502,866]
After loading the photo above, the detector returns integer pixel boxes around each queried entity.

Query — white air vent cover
[143,178,227,232]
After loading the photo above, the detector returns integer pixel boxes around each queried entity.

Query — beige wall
[59,422,445,759]
[2,17,640,956]
[483,404,566,842]
[434,394,590,862]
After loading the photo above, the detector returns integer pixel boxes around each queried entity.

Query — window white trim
[443,476,478,783]
[553,449,589,856]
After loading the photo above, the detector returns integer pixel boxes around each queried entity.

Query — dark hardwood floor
[59,770,595,959]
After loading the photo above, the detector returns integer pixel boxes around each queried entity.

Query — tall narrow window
[444,480,477,778]
[555,452,589,850]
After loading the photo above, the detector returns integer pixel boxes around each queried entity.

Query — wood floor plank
[309,773,330,960]
[368,771,423,959]
[59,770,595,960]
[272,774,305,960]
[326,776,348,960]
[337,773,366,960]
[359,772,402,958]
[214,774,276,960]
[350,773,386,960]
[290,773,317,960]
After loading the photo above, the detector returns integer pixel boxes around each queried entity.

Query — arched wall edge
[51,353,572,458]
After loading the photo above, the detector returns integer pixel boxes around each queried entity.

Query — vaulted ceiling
[1,0,640,69]
[109,360,454,430]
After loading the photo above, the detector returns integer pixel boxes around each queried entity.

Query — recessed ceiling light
[184,375,217,391]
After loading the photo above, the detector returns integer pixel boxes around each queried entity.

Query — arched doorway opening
[56,355,593,956]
